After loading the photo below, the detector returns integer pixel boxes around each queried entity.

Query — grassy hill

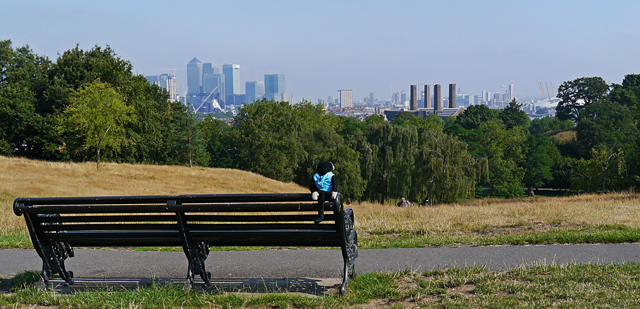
[0,156,306,236]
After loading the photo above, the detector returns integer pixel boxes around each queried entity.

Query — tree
[199,116,236,168]
[412,129,484,204]
[165,104,209,168]
[571,146,626,193]
[575,99,638,158]
[555,77,609,122]
[499,99,530,130]
[529,116,574,135]
[523,134,558,196]
[0,40,56,159]
[455,104,499,131]
[58,81,134,169]
[469,120,527,197]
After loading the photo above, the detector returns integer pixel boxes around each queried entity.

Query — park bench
[13,193,358,293]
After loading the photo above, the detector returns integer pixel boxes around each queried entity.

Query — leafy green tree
[529,116,574,135]
[455,104,499,130]
[0,40,56,159]
[469,120,526,197]
[499,99,530,130]
[412,129,484,204]
[523,134,559,196]
[575,100,638,158]
[165,104,209,168]
[571,146,626,193]
[57,81,134,169]
[555,77,609,122]
[199,116,236,168]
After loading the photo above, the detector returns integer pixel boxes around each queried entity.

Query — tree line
[2,40,640,203]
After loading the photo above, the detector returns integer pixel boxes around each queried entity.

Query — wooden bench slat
[39,223,338,232]
[18,203,333,214]
[36,214,336,224]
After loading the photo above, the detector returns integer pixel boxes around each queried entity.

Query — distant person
[397,197,411,207]
[421,197,432,206]
[310,161,338,224]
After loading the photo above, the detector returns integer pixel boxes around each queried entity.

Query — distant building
[410,85,418,110]
[449,84,456,108]
[146,73,179,102]
[264,74,285,100]
[223,64,241,96]
[338,89,353,108]
[187,57,203,95]
[434,84,443,112]
[424,85,431,109]
[245,81,265,104]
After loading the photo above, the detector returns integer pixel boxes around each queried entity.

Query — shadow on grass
[25,276,341,296]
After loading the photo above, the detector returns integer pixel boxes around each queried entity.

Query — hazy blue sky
[4,0,640,102]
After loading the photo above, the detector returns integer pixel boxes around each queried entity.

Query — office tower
[369,93,374,105]
[449,84,456,108]
[187,57,203,95]
[203,73,224,103]
[264,74,285,99]
[245,81,265,103]
[434,84,442,112]
[508,82,514,102]
[392,92,400,105]
[223,64,240,96]
[424,85,431,109]
[401,91,407,105]
[338,89,353,108]
[482,91,490,104]
[146,74,179,102]
[410,85,418,110]
[203,63,220,75]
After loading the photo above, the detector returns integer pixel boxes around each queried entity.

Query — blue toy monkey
[310,160,338,224]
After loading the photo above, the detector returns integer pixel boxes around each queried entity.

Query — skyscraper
[245,81,265,103]
[424,85,431,109]
[187,57,203,95]
[338,89,353,108]
[508,82,514,102]
[264,74,285,99]
[146,74,179,102]
[223,64,240,96]
[449,84,456,108]
[410,85,418,110]
[434,84,442,112]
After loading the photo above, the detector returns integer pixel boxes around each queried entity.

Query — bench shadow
[48,277,341,296]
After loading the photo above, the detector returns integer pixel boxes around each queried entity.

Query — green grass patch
[2,263,640,308]
[360,225,640,249]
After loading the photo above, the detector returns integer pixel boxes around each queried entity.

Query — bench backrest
[14,193,344,248]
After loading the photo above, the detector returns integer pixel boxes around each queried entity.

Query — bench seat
[14,193,358,293]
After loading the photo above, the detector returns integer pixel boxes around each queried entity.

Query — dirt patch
[447,284,475,296]
[360,298,421,308]
[476,222,584,236]
[397,277,418,291]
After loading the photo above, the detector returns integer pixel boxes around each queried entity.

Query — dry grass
[350,193,640,236]
[549,128,576,142]
[0,156,306,234]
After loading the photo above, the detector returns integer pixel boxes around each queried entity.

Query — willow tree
[58,80,134,169]
[411,129,485,204]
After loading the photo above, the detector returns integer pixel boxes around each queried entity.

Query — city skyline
[4,1,640,102]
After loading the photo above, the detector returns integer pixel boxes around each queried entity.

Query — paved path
[2,243,640,279]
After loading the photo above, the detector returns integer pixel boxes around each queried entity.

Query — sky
[4,0,640,103]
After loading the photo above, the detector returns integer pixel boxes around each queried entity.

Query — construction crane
[192,86,220,114]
